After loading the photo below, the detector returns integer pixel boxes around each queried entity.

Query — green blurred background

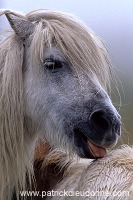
[0,0,133,146]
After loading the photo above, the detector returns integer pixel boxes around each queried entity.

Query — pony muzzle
[73,109,121,159]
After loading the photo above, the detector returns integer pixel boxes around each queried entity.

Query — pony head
[0,9,121,159]
[0,9,121,199]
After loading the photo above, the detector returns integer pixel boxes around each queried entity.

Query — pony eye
[45,60,62,70]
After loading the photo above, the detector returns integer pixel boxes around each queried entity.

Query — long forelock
[27,10,112,90]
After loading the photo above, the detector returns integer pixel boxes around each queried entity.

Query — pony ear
[5,13,35,39]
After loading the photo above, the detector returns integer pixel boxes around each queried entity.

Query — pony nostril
[90,110,110,133]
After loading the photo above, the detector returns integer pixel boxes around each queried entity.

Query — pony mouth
[74,128,107,158]
[87,139,107,158]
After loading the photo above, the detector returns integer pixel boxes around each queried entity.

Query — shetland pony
[0,9,121,200]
